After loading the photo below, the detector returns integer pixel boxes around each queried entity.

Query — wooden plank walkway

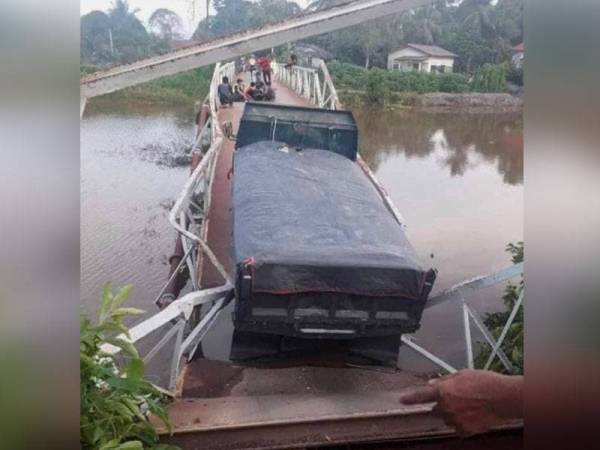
[198,80,312,288]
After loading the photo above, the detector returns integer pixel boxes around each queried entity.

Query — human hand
[400,369,523,437]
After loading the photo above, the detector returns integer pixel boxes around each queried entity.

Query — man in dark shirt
[217,76,233,107]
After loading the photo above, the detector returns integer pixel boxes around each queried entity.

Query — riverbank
[340,89,523,112]
[416,92,523,112]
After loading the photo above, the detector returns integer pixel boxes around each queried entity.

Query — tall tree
[107,0,153,63]
[81,11,113,65]
[193,0,301,40]
[81,0,167,66]
[149,8,184,41]
[399,3,446,45]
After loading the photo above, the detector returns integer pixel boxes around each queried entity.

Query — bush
[329,60,470,96]
[365,68,390,105]
[475,242,524,375]
[80,283,179,449]
[328,61,368,90]
[471,63,508,93]
[437,73,471,93]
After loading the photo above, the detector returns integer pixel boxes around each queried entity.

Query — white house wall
[387,47,426,69]
[424,56,454,72]
[388,53,455,73]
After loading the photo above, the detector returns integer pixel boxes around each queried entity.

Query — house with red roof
[387,44,457,74]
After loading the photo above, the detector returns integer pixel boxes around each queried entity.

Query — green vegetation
[307,0,523,72]
[193,0,302,41]
[330,61,478,106]
[91,67,214,105]
[330,61,471,96]
[81,284,178,449]
[472,63,508,93]
[81,1,169,67]
[475,242,524,375]
[81,1,522,104]
[365,69,390,105]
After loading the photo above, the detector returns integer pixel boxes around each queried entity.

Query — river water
[81,101,522,370]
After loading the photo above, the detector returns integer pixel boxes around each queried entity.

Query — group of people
[242,54,273,85]
[217,76,275,108]
[217,53,279,108]
[218,52,304,107]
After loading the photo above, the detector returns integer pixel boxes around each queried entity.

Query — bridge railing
[273,61,341,110]
[167,61,235,291]
[100,62,236,394]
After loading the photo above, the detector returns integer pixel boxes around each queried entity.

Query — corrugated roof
[406,44,457,58]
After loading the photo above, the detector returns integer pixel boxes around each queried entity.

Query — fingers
[399,385,440,405]
[428,372,460,385]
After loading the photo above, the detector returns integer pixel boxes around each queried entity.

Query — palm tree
[108,0,140,25]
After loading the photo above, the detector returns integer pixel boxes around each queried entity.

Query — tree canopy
[308,0,523,72]
[192,0,302,41]
[148,8,184,41]
[81,0,172,67]
[83,0,523,75]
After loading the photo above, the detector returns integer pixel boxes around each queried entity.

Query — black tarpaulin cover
[232,141,429,300]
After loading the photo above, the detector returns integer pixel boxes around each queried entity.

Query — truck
[230,103,437,364]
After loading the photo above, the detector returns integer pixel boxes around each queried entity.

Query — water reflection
[355,109,523,185]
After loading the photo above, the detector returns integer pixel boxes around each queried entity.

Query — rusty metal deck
[160,359,521,449]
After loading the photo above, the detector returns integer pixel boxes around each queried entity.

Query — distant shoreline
[339,89,523,113]
[87,86,523,114]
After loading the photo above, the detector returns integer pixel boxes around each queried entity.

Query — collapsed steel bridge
[82,1,524,447]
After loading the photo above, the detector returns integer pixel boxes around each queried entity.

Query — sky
[81,0,310,38]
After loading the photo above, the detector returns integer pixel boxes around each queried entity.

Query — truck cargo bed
[232,141,436,339]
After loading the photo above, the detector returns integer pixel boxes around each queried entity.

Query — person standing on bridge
[248,55,257,82]
[258,55,272,86]
[217,76,234,108]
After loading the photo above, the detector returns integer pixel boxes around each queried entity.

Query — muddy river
[81,101,522,370]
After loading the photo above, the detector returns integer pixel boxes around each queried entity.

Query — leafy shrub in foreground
[80,283,178,450]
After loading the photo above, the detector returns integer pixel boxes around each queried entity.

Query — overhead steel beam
[80,0,432,98]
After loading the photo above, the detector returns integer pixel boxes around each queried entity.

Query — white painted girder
[80,0,432,99]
